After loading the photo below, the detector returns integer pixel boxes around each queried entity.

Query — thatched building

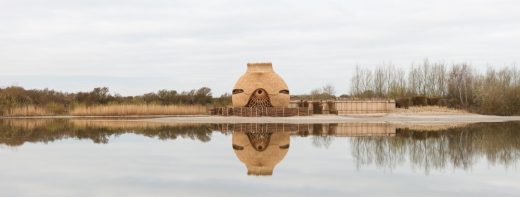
[232,63,290,108]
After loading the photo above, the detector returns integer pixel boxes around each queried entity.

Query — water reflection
[230,124,290,176]
[0,119,215,146]
[0,119,519,175]
[352,123,520,173]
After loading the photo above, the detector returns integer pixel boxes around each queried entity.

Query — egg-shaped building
[232,63,290,108]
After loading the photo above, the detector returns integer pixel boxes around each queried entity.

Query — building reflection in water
[1,119,520,175]
[215,123,396,176]
[231,124,290,176]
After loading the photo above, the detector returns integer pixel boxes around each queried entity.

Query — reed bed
[393,123,469,131]
[69,119,192,129]
[70,104,208,116]
[0,119,57,129]
[2,106,53,116]
[395,106,468,114]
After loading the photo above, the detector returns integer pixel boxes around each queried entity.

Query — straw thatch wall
[290,100,395,115]
[232,63,290,107]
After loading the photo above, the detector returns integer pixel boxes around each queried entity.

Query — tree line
[0,86,231,115]
[349,60,520,115]
[291,84,339,101]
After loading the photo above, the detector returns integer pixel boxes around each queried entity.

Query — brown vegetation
[2,105,53,116]
[0,86,229,116]
[394,106,467,114]
[70,104,208,116]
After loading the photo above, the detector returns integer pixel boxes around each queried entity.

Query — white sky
[0,0,519,95]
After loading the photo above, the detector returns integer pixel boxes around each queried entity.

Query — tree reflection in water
[0,119,519,174]
[351,122,520,173]
[0,119,215,146]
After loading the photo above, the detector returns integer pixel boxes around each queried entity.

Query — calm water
[0,119,519,196]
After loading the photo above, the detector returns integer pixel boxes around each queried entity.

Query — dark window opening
[279,89,289,94]
[232,89,244,94]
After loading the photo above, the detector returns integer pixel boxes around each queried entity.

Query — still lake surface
[0,119,519,196]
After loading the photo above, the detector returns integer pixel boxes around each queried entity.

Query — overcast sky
[0,0,519,96]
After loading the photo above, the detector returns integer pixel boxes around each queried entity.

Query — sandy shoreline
[147,113,520,124]
[2,113,520,125]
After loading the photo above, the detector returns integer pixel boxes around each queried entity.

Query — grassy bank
[1,104,208,117]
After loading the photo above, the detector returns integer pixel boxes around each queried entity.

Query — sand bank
[147,113,520,124]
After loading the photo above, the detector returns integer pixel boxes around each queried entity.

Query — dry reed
[395,106,468,114]
[2,106,52,116]
[69,119,192,129]
[392,123,469,131]
[70,104,208,116]
[1,119,56,129]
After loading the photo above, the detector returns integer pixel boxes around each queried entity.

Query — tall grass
[2,105,53,116]
[70,104,208,116]
[395,106,468,114]
[69,119,191,129]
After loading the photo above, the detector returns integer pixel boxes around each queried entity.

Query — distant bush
[437,99,449,107]
[412,96,428,106]
[395,98,411,109]
[427,97,440,106]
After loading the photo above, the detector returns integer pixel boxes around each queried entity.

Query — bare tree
[373,66,387,97]
[322,84,336,96]
[389,66,407,98]
[310,88,322,100]
[448,64,473,107]
[433,63,447,97]
[408,65,422,95]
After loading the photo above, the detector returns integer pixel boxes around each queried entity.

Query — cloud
[0,0,519,95]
